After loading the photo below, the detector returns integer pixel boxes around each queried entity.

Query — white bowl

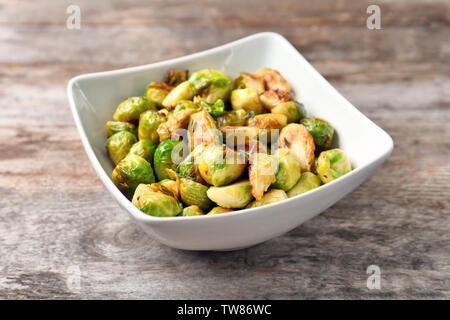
[67,32,393,251]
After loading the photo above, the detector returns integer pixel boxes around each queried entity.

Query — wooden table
[0,0,448,299]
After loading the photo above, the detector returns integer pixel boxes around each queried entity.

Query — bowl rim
[67,32,394,224]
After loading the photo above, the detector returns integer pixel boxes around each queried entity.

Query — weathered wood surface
[0,0,449,299]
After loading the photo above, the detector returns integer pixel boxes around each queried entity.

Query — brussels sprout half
[177,145,206,184]
[198,145,246,187]
[182,205,204,216]
[249,153,278,200]
[106,121,137,138]
[246,189,288,208]
[300,117,335,148]
[278,123,315,172]
[316,149,352,183]
[232,72,265,94]
[128,140,156,164]
[206,180,253,209]
[113,96,156,123]
[255,68,291,92]
[207,207,234,215]
[216,109,254,128]
[106,130,137,166]
[272,148,301,192]
[112,154,155,198]
[153,139,185,181]
[287,172,322,197]
[162,81,196,108]
[270,101,306,123]
[145,82,173,107]
[163,69,189,87]
[230,88,264,115]
[180,178,214,210]
[138,110,166,144]
[132,184,183,217]
[188,69,231,104]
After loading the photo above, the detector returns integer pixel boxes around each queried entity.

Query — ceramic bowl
[67,32,393,251]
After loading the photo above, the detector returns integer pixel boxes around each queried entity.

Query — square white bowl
[67,32,393,251]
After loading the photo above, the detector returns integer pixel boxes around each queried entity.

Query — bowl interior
[69,32,392,204]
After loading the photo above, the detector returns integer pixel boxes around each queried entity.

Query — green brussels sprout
[300,117,335,148]
[163,69,189,86]
[145,82,173,107]
[316,148,352,183]
[182,205,204,216]
[153,139,184,181]
[259,90,294,111]
[128,140,156,164]
[255,68,291,92]
[270,101,306,123]
[207,207,234,215]
[246,189,288,208]
[138,110,166,144]
[249,153,277,200]
[188,69,231,104]
[278,123,315,172]
[180,178,214,210]
[230,88,264,115]
[162,81,196,108]
[177,145,206,184]
[232,72,265,94]
[106,130,137,166]
[112,155,155,198]
[198,99,225,117]
[113,96,156,123]
[216,109,254,128]
[132,184,183,217]
[106,121,137,138]
[198,145,246,187]
[287,172,322,197]
[272,148,301,192]
[206,180,253,209]
[173,100,200,113]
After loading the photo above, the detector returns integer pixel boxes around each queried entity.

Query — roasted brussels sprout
[279,123,315,172]
[198,99,225,117]
[113,96,156,123]
[188,69,231,104]
[132,184,183,217]
[207,207,234,215]
[300,117,335,148]
[157,100,200,141]
[106,130,137,166]
[255,68,291,92]
[145,82,173,107]
[272,148,301,192]
[106,121,137,138]
[206,180,253,209]
[287,172,322,197]
[247,113,287,140]
[182,205,204,216]
[180,178,214,210]
[159,179,180,199]
[316,149,352,183]
[198,145,246,187]
[216,109,254,128]
[154,139,184,181]
[128,140,156,164]
[232,72,265,94]
[220,126,259,147]
[230,88,264,115]
[112,154,155,198]
[188,109,221,148]
[259,90,294,111]
[162,81,196,108]
[138,110,166,144]
[177,145,206,183]
[249,153,278,200]
[246,189,288,208]
[271,101,306,123]
[163,69,189,86]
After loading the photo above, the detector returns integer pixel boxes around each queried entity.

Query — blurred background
[0,0,448,299]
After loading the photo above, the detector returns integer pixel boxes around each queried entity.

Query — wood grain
[0,0,449,299]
